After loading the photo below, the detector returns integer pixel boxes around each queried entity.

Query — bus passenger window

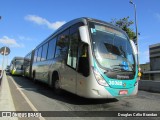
[47,38,56,60]
[55,29,69,58]
[67,32,79,69]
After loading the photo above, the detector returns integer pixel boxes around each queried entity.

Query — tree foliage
[111,16,136,40]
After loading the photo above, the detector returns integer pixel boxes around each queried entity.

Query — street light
[129,0,141,79]
[129,0,138,46]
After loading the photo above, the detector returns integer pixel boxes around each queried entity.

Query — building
[150,43,160,71]
[140,62,150,72]
[140,62,150,80]
[141,43,160,80]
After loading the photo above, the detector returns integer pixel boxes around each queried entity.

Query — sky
[0,0,160,68]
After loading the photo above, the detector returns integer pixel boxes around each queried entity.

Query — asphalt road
[7,75,160,120]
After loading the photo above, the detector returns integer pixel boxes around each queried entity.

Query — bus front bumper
[87,83,138,99]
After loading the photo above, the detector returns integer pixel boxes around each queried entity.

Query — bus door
[64,31,79,93]
[61,23,84,94]
[76,43,90,96]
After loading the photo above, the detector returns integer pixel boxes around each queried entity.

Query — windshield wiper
[111,64,134,72]
[104,68,112,74]
[111,67,131,72]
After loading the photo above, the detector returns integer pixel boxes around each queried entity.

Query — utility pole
[129,0,141,79]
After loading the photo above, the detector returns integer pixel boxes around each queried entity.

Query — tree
[111,16,136,40]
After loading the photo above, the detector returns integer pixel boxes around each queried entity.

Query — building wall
[140,63,150,72]
[140,63,150,80]
[149,43,160,71]
[153,74,160,80]
[144,43,160,81]
[150,57,160,70]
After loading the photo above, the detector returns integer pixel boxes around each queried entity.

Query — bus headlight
[93,67,109,87]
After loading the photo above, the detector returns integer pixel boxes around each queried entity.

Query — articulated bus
[25,17,138,98]
[23,51,34,78]
[10,57,24,76]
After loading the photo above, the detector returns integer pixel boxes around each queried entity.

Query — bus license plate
[119,90,128,95]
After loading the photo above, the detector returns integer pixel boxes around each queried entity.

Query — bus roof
[34,17,127,49]
[11,57,24,61]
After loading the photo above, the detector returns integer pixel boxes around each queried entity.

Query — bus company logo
[117,75,129,79]
[123,83,126,87]
[2,112,11,117]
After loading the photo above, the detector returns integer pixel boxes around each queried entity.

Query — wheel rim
[55,80,60,89]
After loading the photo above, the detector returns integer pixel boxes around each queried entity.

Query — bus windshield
[15,59,24,70]
[89,22,135,73]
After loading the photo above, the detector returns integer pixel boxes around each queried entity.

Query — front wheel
[53,79,61,94]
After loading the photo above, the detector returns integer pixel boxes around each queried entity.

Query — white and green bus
[10,57,24,76]
[29,17,138,98]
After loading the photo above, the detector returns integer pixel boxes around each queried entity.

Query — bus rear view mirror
[79,26,90,44]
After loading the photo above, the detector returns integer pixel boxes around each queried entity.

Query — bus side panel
[52,57,77,94]
[32,61,49,83]
[76,71,112,98]
[48,59,61,86]
[38,61,50,83]
[61,66,77,94]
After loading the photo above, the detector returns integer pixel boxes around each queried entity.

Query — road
[7,75,160,120]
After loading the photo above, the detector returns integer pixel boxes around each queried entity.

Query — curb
[0,72,18,120]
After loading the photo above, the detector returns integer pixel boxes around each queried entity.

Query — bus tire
[52,72,61,94]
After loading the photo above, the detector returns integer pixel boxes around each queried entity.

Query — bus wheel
[54,79,61,94]
[52,71,61,94]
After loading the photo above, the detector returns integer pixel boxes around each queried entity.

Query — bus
[26,17,138,98]
[10,57,24,76]
[23,51,34,78]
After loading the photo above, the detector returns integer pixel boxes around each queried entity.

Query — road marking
[10,76,46,120]
[17,88,38,91]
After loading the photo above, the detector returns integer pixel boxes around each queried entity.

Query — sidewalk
[0,72,18,120]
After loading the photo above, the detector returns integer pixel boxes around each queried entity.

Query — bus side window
[34,49,38,63]
[67,32,79,69]
[55,29,69,58]
[78,43,89,77]
[67,22,84,69]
